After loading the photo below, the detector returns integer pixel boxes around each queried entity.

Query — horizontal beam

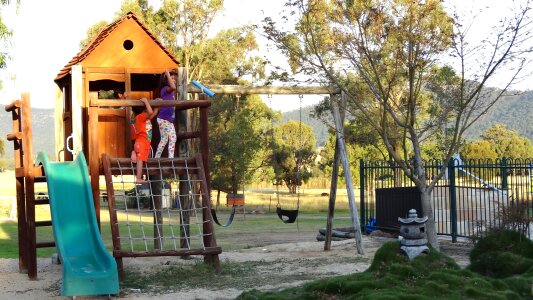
[114,247,222,258]
[90,99,211,109]
[186,84,339,95]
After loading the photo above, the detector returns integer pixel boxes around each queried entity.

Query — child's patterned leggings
[155,118,176,158]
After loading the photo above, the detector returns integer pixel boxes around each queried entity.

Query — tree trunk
[420,188,439,251]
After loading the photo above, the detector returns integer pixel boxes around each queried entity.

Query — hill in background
[0,108,55,168]
[282,90,533,147]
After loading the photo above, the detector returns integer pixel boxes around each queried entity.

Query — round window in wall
[123,39,134,51]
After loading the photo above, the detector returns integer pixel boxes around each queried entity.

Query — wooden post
[21,93,38,278]
[54,83,64,161]
[71,65,84,155]
[196,155,221,273]
[199,95,210,192]
[5,100,28,273]
[330,94,364,255]
[177,67,191,251]
[88,106,101,226]
[102,154,124,277]
[324,94,345,251]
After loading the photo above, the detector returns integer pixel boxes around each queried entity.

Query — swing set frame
[188,84,364,254]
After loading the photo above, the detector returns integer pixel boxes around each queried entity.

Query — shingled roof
[55,12,179,81]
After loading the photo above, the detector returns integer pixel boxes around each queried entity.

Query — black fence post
[359,159,366,232]
[448,158,457,242]
[501,157,508,190]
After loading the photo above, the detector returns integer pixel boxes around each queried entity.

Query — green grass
[0,208,356,258]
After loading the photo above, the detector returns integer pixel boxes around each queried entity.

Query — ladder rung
[6,132,23,141]
[36,241,55,248]
[35,198,49,205]
[35,220,52,227]
[34,176,47,182]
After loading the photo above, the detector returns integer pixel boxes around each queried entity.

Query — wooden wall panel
[83,18,177,70]
[98,110,127,158]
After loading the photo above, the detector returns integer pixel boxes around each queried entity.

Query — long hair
[132,105,144,115]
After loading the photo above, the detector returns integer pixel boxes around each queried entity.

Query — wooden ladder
[4,93,54,279]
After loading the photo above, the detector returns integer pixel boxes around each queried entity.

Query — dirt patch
[0,234,472,300]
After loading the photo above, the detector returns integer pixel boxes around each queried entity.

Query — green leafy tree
[210,94,273,194]
[83,1,265,84]
[319,132,383,185]
[461,124,533,160]
[263,0,533,249]
[461,140,498,160]
[0,0,18,71]
[272,120,316,193]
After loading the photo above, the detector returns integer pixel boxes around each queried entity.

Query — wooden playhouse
[53,12,180,217]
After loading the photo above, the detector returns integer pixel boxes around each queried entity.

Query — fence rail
[360,158,533,241]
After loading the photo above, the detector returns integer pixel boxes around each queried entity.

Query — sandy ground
[0,171,472,299]
[0,234,472,300]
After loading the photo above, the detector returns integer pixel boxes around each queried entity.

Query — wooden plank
[176,131,200,140]
[90,99,211,109]
[187,84,340,95]
[85,73,126,82]
[113,247,222,258]
[81,67,174,77]
[83,67,127,74]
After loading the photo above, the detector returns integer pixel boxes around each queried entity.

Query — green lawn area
[0,206,357,258]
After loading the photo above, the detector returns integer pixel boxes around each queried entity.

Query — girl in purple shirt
[155,70,177,158]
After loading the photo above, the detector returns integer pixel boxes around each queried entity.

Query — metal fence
[360,157,533,241]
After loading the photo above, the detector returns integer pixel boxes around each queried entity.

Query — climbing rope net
[102,154,221,259]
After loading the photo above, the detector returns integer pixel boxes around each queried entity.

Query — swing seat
[211,205,237,227]
[276,206,299,224]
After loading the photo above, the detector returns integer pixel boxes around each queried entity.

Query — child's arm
[165,70,177,92]
[148,98,160,120]
[140,98,153,116]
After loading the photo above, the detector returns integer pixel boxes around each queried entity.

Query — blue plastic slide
[36,152,119,297]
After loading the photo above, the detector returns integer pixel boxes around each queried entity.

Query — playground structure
[3,11,370,297]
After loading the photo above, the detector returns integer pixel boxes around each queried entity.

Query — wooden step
[36,241,55,248]
[35,220,52,227]
[35,198,50,205]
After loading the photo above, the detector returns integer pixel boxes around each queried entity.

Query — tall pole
[324,94,343,251]
[177,67,191,251]
[330,93,364,255]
